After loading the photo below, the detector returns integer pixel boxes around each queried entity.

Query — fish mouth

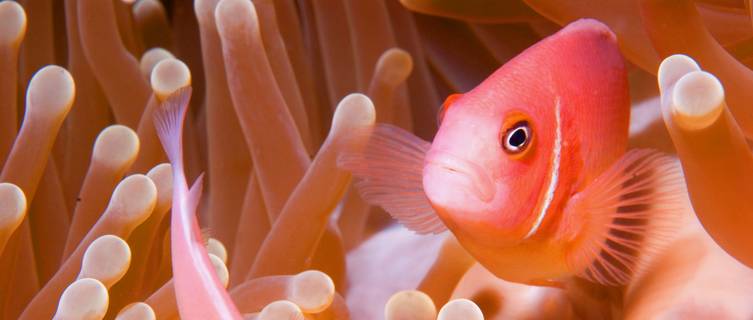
[424,150,495,203]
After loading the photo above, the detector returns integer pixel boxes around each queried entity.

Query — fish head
[423,18,629,249]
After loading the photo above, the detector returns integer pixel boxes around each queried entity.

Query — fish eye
[502,121,531,154]
[437,93,463,125]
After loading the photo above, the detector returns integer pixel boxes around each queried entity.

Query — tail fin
[154,86,192,173]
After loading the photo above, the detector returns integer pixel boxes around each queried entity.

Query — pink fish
[155,87,242,319]
[340,19,684,286]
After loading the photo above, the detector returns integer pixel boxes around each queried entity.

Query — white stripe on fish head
[524,96,562,239]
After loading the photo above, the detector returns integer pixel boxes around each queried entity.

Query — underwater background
[0,0,751,319]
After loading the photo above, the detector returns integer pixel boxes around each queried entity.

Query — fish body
[425,18,629,283]
[341,19,683,286]
[155,88,242,319]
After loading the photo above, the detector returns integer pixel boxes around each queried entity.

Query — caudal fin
[154,86,192,173]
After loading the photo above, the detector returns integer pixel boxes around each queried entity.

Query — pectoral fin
[561,149,686,286]
[338,124,447,234]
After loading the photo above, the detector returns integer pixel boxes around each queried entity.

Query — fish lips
[423,150,496,206]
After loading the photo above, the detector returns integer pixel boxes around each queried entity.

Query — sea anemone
[1,0,753,319]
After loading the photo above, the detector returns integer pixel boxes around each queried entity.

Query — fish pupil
[509,128,527,147]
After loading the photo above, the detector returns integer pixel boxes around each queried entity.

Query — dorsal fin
[338,124,447,234]
[561,149,685,286]
[188,172,205,213]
